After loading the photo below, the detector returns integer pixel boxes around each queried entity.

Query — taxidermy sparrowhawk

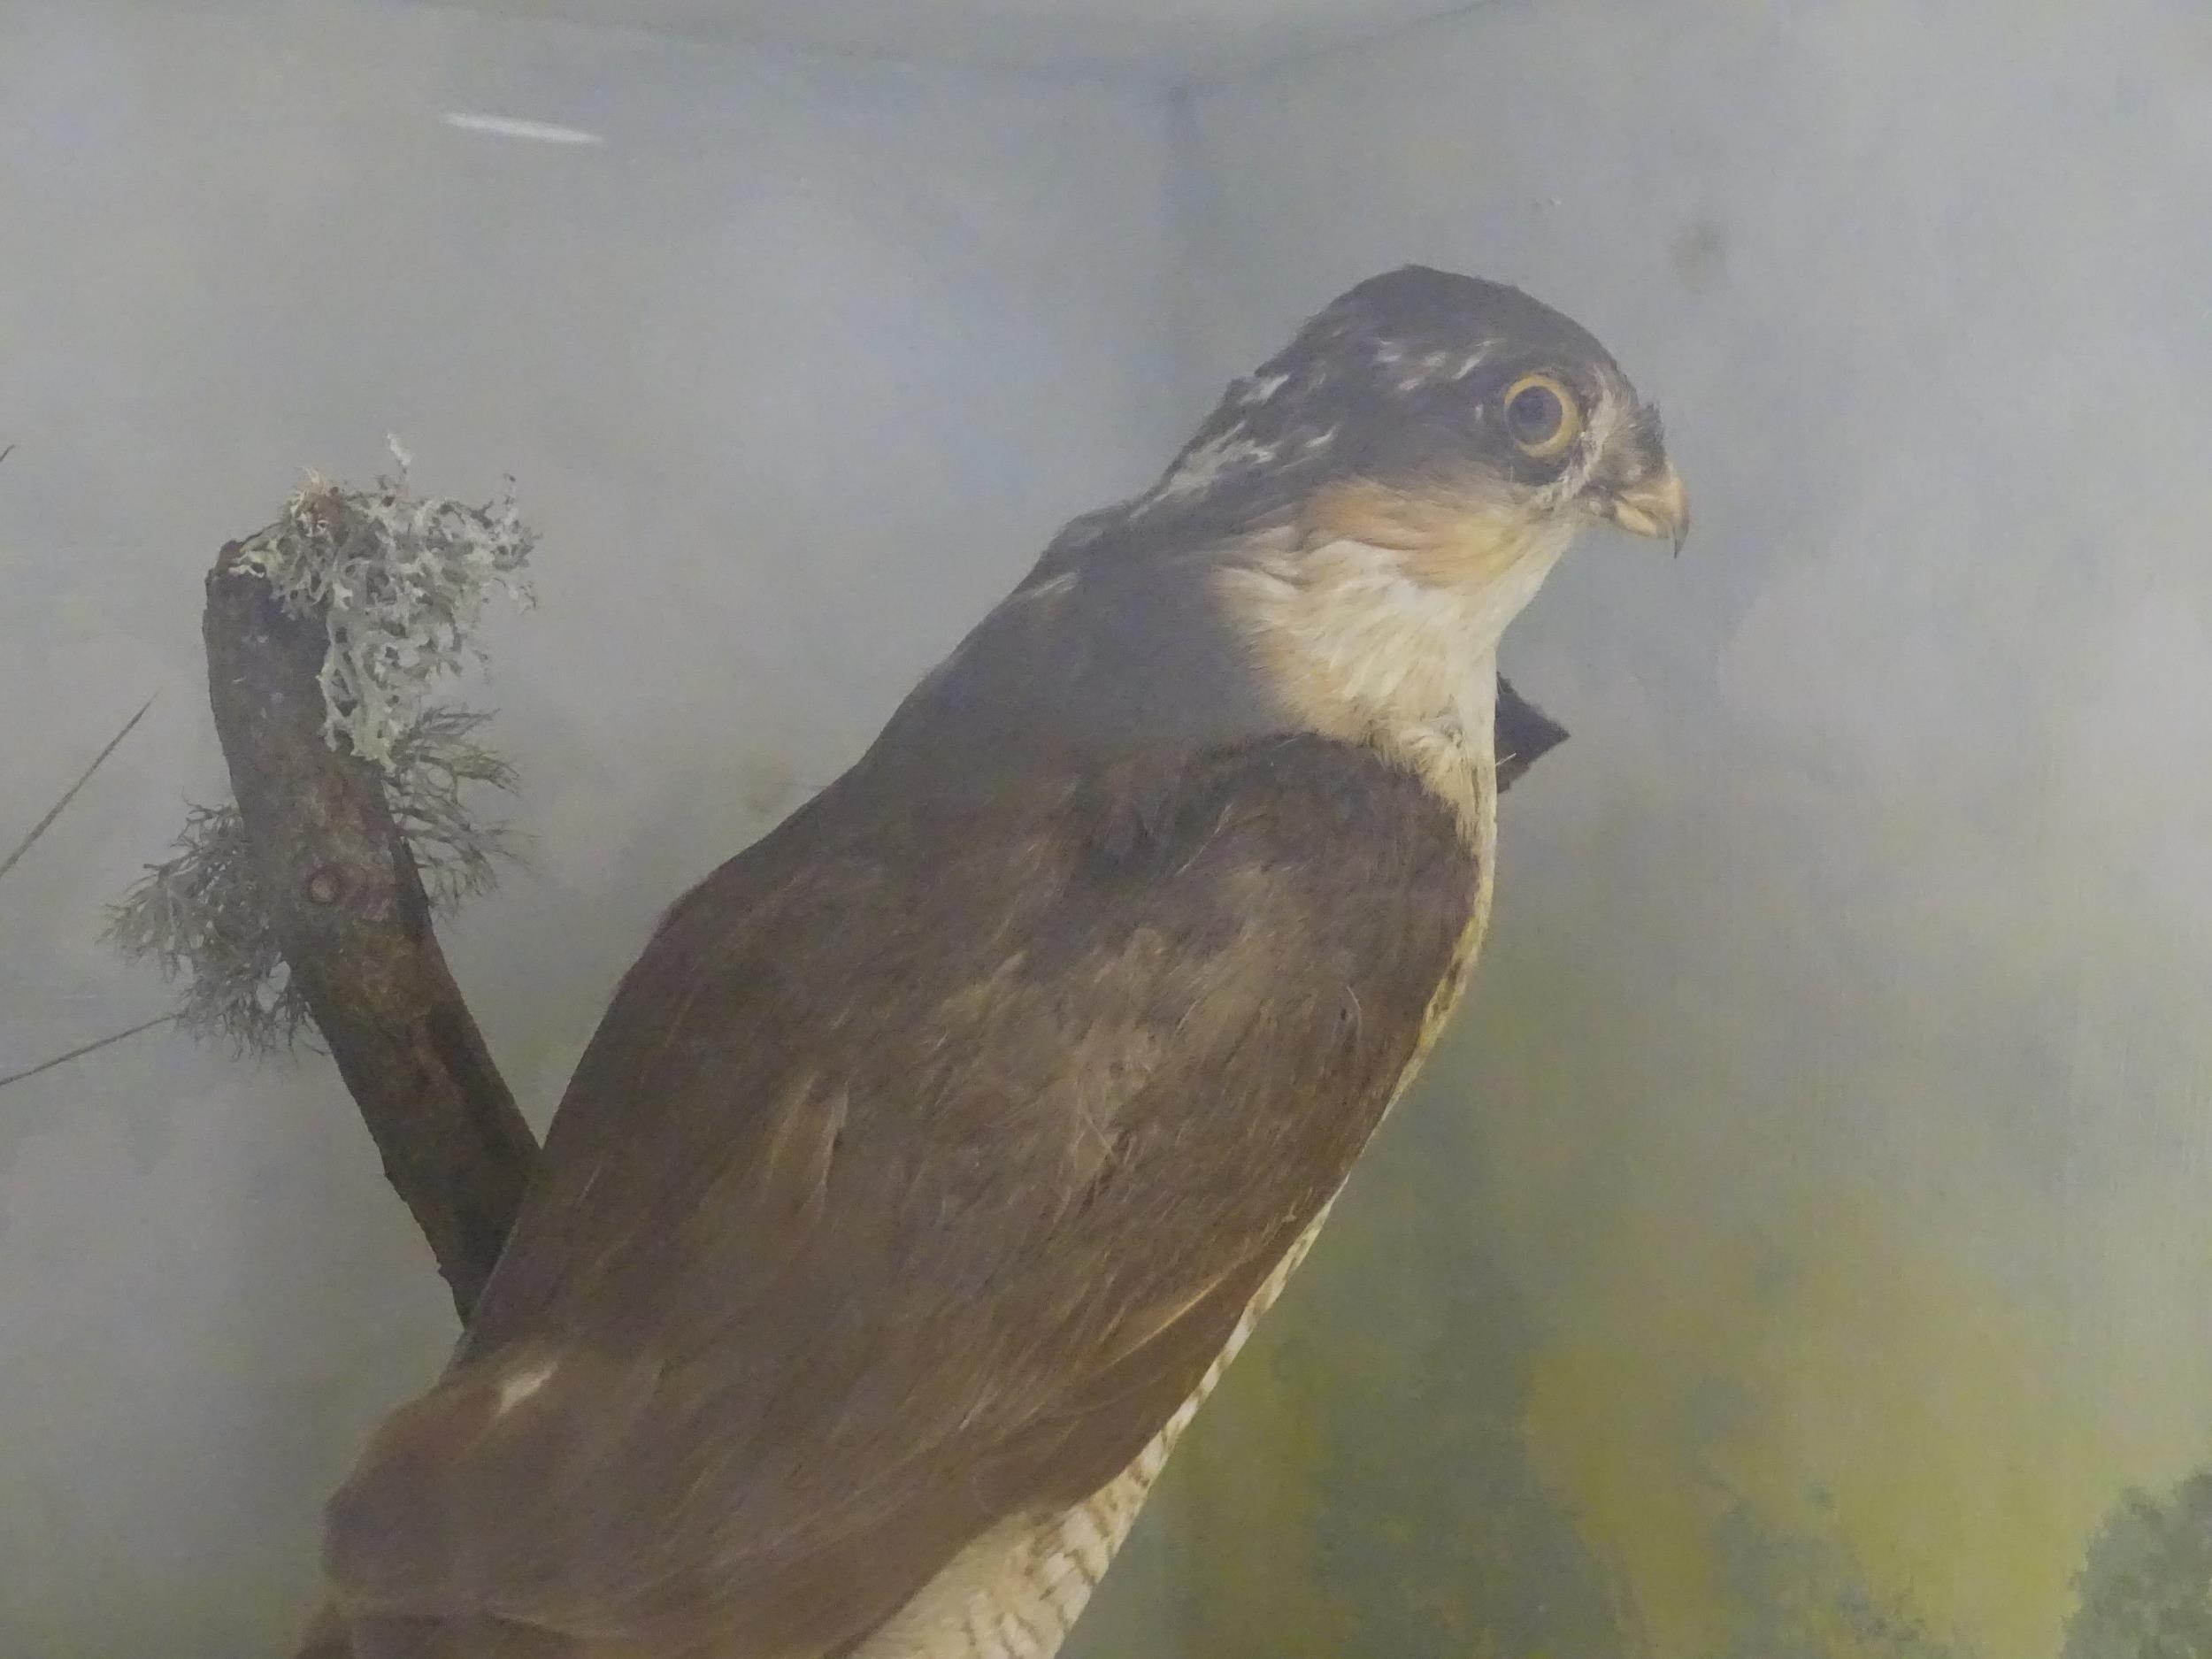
[311,265,1687,1659]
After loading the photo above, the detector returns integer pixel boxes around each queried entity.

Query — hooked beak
[1600,457,1690,555]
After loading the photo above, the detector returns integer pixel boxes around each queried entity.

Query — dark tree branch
[203,541,538,1319]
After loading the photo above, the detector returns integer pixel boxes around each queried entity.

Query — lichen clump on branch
[231,438,535,766]
[111,442,534,1052]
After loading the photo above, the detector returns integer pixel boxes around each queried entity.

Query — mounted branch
[112,451,541,1318]
[201,548,534,1316]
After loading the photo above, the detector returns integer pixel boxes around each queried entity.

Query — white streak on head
[1150,429,1278,504]
[1394,349,1471,396]
[495,1359,557,1416]
[1021,570,1078,601]
[1239,371,1291,406]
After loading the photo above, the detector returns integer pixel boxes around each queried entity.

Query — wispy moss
[383,704,526,912]
[108,802,303,1053]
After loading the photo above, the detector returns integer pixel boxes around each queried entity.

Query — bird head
[888,266,1682,791]
[1087,266,1688,767]
[1126,264,1686,561]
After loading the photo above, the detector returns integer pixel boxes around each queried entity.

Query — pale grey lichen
[382,705,526,913]
[231,437,535,767]
[109,443,533,1055]
[107,802,305,1052]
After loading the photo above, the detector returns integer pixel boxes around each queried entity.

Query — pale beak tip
[1605,463,1690,555]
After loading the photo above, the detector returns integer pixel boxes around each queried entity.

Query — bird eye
[1502,373,1583,459]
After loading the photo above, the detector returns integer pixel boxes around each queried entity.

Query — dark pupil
[1508,383,1564,446]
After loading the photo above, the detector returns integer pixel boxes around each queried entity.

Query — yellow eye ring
[1502,373,1584,459]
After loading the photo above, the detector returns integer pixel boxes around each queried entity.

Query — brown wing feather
[324,731,1478,1657]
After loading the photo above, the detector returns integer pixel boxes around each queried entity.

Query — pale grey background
[4,1,2211,1655]
[430,0,1489,77]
